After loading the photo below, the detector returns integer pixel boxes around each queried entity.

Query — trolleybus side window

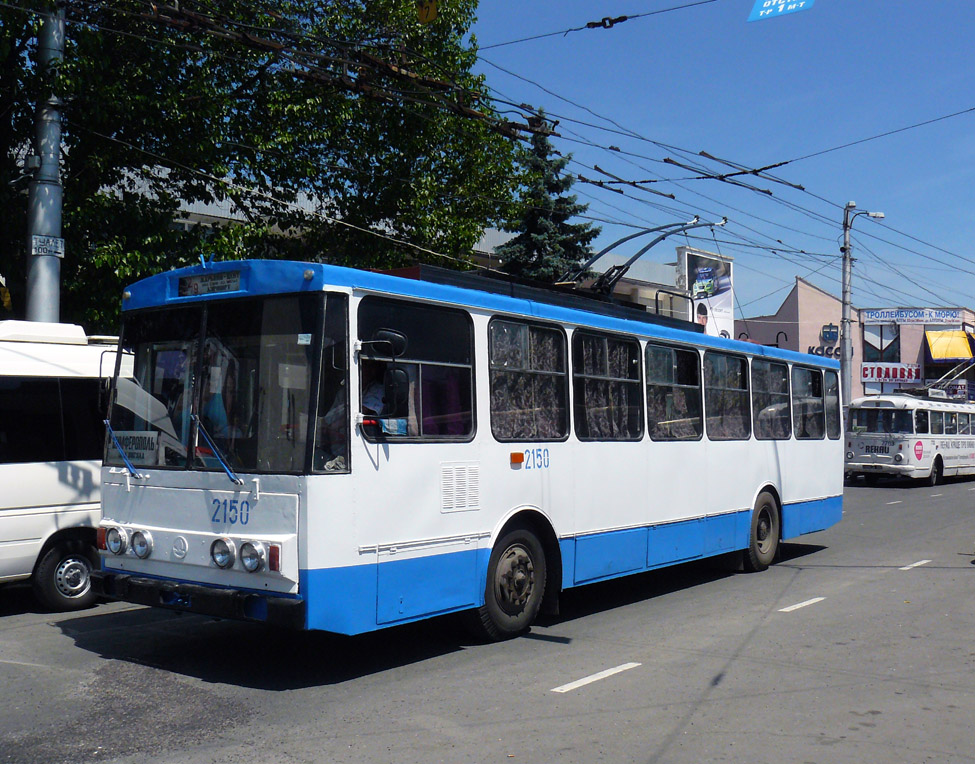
[314,294,350,472]
[645,342,702,441]
[945,412,958,435]
[960,413,970,435]
[704,351,750,440]
[572,330,643,442]
[915,409,929,434]
[751,358,790,441]
[931,411,944,435]
[357,297,474,440]
[792,366,824,439]
[825,370,841,439]
[488,319,568,442]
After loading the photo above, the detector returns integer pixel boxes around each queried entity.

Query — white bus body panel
[100,470,301,594]
[0,322,124,588]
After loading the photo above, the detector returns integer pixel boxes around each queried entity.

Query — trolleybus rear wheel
[927,457,943,487]
[469,527,547,641]
[743,492,780,572]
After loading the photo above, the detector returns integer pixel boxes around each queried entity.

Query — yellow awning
[925,330,973,361]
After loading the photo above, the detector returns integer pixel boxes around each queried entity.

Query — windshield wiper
[192,414,244,486]
[104,420,145,480]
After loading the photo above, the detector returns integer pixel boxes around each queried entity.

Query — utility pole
[840,201,884,412]
[25,5,66,323]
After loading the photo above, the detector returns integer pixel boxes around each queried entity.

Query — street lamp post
[841,201,884,412]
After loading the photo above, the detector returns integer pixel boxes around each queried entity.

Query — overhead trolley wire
[478,0,720,51]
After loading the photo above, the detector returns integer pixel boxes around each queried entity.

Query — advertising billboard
[677,247,734,339]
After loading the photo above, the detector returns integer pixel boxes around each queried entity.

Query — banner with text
[861,308,962,325]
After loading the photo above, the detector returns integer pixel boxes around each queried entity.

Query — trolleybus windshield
[849,408,913,434]
[106,293,321,473]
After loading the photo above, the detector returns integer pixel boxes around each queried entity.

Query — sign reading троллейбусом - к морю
[748,0,814,22]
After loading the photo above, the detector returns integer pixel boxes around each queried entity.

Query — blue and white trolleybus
[95,259,843,639]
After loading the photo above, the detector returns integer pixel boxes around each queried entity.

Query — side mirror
[383,366,410,418]
[362,328,407,358]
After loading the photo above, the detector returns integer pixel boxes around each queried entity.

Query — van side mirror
[383,366,410,418]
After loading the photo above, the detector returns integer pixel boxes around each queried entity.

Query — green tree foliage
[0,0,518,332]
[496,113,599,283]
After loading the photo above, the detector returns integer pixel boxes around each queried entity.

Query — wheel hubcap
[55,556,91,598]
[494,544,535,615]
[757,509,772,553]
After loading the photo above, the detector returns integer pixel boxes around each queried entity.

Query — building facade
[735,277,975,403]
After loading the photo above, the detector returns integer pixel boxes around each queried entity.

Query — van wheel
[32,540,99,612]
[927,457,943,487]
[742,492,780,572]
[467,527,546,641]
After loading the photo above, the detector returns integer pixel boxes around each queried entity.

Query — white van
[0,320,129,610]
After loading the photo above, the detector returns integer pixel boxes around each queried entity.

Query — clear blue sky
[470,0,975,318]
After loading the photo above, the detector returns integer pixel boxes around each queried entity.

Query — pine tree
[496,113,600,282]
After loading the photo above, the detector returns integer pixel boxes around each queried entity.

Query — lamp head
[868,211,885,219]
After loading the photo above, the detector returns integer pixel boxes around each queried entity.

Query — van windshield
[849,408,913,434]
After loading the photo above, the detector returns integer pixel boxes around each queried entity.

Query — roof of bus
[851,394,975,410]
[121,259,839,369]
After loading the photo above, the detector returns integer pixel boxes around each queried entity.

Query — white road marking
[0,658,52,669]
[930,493,943,498]
[886,500,902,505]
[551,662,641,693]
[899,559,932,571]
[778,597,825,613]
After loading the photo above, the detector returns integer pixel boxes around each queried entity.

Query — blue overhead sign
[748,0,814,22]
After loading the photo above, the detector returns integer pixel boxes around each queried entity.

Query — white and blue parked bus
[95,259,843,639]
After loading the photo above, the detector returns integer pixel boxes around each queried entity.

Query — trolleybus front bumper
[93,571,305,629]
[845,462,917,478]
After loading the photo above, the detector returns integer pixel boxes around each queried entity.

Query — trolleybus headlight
[894,453,904,463]
[106,527,128,555]
[239,541,266,573]
[132,530,153,559]
[210,538,236,569]
[846,451,854,460]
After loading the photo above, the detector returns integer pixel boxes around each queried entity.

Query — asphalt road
[2,479,974,764]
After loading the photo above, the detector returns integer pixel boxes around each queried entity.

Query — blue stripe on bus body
[122,259,838,369]
[780,494,842,539]
[298,495,840,634]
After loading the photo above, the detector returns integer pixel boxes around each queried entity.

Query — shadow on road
[55,542,828,690]
[845,475,974,490]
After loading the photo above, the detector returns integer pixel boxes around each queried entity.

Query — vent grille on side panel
[441,463,480,512]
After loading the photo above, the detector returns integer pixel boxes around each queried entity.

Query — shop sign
[923,379,973,401]
[862,363,921,382]
[861,308,961,325]
[808,344,840,357]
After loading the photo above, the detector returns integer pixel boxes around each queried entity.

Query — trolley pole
[25,6,66,323]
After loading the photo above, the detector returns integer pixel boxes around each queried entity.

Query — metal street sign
[31,234,65,258]
[748,0,814,22]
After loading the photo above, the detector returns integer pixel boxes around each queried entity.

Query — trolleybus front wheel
[468,527,547,641]
[743,492,780,572]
